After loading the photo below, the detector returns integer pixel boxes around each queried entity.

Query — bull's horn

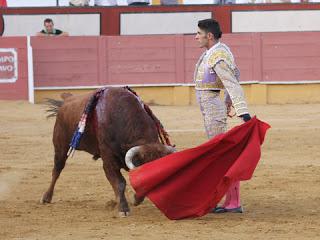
[125,146,141,170]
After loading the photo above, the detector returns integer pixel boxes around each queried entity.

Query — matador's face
[195,28,212,49]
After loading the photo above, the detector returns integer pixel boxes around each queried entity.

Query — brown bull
[41,87,175,216]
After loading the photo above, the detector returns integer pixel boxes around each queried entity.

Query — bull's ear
[61,92,73,100]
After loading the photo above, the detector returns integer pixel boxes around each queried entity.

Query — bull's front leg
[102,160,130,217]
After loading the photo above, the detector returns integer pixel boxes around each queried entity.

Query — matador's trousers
[196,89,241,209]
[196,90,227,139]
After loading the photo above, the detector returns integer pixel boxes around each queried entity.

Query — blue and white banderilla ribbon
[66,87,106,158]
[67,113,87,157]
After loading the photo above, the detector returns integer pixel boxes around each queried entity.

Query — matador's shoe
[211,206,243,213]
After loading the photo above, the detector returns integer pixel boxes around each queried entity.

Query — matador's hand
[241,113,251,122]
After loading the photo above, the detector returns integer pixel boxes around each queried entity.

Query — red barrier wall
[261,32,320,82]
[0,37,28,100]
[106,35,186,85]
[1,32,320,100]
[32,37,100,87]
[33,35,201,87]
[33,32,320,88]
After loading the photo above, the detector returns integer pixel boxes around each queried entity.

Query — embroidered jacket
[194,42,249,116]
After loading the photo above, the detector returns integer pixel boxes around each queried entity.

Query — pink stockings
[222,181,241,209]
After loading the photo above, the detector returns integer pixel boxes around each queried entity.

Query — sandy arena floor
[0,100,319,240]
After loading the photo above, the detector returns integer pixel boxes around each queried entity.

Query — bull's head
[125,143,176,170]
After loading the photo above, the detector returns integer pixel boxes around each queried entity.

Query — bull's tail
[45,98,64,118]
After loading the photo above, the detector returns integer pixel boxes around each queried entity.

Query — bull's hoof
[119,211,130,217]
[40,192,52,204]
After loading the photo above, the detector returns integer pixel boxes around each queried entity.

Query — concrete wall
[2,4,320,36]
[232,10,320,33]
[2,14,100,37]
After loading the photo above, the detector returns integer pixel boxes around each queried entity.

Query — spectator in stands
[161,0,178,4]
[36,18,69,37]
[69,0,90,6]
[94,0,118,5]
[127,0,150,5]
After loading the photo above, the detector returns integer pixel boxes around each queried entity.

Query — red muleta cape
[129,117,270,220]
